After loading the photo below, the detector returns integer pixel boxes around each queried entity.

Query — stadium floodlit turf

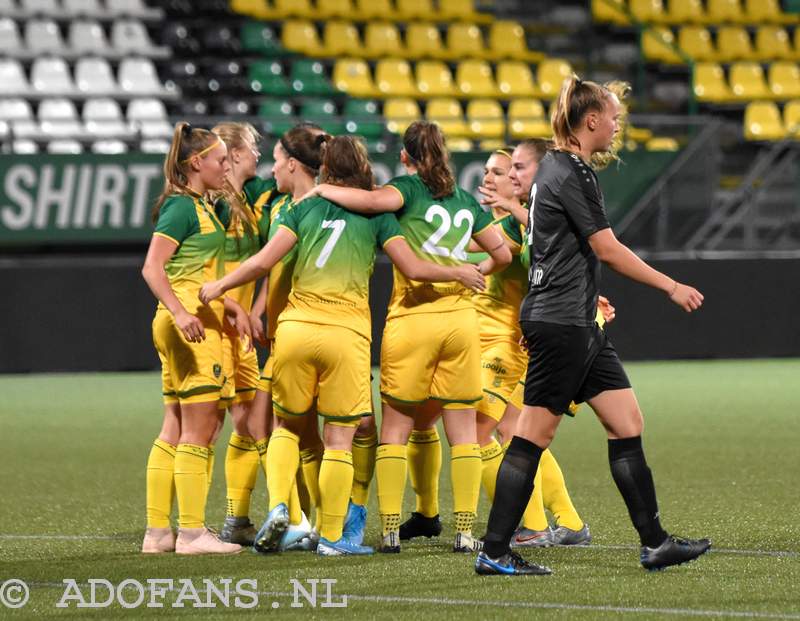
[1,360,799,620]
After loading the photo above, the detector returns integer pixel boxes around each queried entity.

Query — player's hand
[174,309,205,343]
[598,295,616,324]
[478,186,516,214]
[296,184,326,204]
[233,308,254,353]
[518,334,529,352]
[669,282,704,313]
[454,264,486,292]
[199,281,224,305]
[249,311,267,347]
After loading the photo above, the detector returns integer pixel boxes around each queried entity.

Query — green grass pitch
[1,360,799,620]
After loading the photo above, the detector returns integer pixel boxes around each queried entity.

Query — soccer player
[298,121,512,553]
[140,122,243,555]
[476,76,711,576]
[200,133,486,556]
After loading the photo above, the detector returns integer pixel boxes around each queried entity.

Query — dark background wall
[1,256,798,374]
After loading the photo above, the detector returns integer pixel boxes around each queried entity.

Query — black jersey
[519,150,611,327]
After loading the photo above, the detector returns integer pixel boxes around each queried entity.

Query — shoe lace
[508,551,530,569]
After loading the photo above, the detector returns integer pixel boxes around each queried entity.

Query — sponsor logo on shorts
[482,358,507,376]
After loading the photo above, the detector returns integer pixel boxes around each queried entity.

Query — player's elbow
[493,245,513,268]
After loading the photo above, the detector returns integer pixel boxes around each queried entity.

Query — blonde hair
[550,75,629,170]
[403,121,455,199]
[211,121,260,237]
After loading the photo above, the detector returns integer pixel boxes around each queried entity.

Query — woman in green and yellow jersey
[140,122,245,556]
[200,134,485,556]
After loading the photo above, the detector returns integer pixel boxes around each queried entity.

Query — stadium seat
[320,21,363,58]
[743,101,785,140]
[127,97,172,137]
[643,27,683,64]
[332,58,378,98]
[31,57,75,95]
[0,18,22,56]
[202,24,241,56]
[364,22,405,58]
[443,23,487,60]
[425,97,469,138]
[300,98,345,134]
[63,0,107,18]
[112,19,168,57]
[405,23,446,60]
[353,0,394,20]
[783,99,800,136]
[230,0,275,19]
[68,20,111,56]
[437,0,492,23]
[342,99,383,139]
[755,27,793,61]
[508,98,551,139]
[0,98,33,123]
[415,60,457,97]
[118,58,166,95]
[692,62,734,103]
[446,136,473,151]
[106,0,162,18]
[466,98,505,140]
[272,0,314,18]
[21,0,61,17]
[316,0,355,19]
[281,20,323,57]
[0,59,30,96]
[644,136,679,150]
[768,61,800,99]
[47,139,83,154]
[248,60,291,96]
[161,22,200,56]
[665,0,706,24]
[375,59,418,97]
[716,26,755,62]
[83,98,132,138]
[258,99,296,135]
[140,138,170,153]
[25,19,67,56]
[536,58,573,99]
[630,0,668,23]
[92,139,128,154]
[241,22,284,56]
[289,59,336,96]
[591,0,630,24]
[744,0,798,24]
[39,98,84,139]
[496,61,537,98]
[75,57,117,95]
[705,0,746,24]
[456,59,500,98]
[394,0,432,21]
[729,62,770,100]
[678,26,716,62]
[487,20,544,62]
[383,97,420,134]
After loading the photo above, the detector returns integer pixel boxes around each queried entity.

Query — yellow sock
[174,443,209,529]
[479,439,504,502]
[265,428,299,511]
[351,431,378,506]
[288,480,302,525]
[300,445,324,520]
[146,438,176,528]
[540,449,583,530]
[450,443,481,532]
[376,444,407,534]
[318,449,354,542]
[255,438,268,475]
[206,443,216,497]
[296,469,311,517]
[521,465,548,531]
[408,428,441,517]
[224,433,258,518]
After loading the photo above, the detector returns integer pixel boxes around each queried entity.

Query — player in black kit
[475,76,711,576]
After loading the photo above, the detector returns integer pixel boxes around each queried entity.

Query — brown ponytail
[319,135,374,191]
[278,126,330,177]
[403,121,455,199]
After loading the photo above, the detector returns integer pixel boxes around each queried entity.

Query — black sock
[608,436,668,548]
[482,436,544,559]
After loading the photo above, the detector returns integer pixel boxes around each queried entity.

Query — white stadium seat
[69,20,111,56]
[30,57,75,95]
[24,19,66,55]
[0,58,31,96]
[74,57,117,95]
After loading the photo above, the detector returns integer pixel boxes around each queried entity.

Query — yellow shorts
[380,308,482,409]
[476,337,527,422]
[257,342,274,393]
[509,378,580,416]
[272,321,371,425]
[219,330,260,406]
[153,307,225,406]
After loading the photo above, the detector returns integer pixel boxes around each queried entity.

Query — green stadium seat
[258,99,296,135]
[299,98,345,134]
[241,22,285,56]
[290,59,336,96]
[248,61,292,96]
[342,99,384,139]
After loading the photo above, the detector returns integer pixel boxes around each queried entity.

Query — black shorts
[520,320,631,415]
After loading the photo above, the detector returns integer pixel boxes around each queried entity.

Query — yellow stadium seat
[487,21,544,62]
[405,23,446,60]
[665,0,706,24]
[768,62,800,99]
[426,97,469,138]
[643,27,683,64]
[316,0,355,19]
[536,58,573,99]
[626,125,654,143]
[706,0,746,24]
[416,60,457,97]
[467,99,505,139]
[592,0,630,25]
[230,0,276,19]
[755,27,793,61]
[744,0,798,25]
[455,59,500,98]
[447,137,474,151]
[630,0,668,23]
[496,61,537,98]
[375,59,419,97]
[332,58,378,98]
[744,102,785,141]
[678,26,716,62]
[384,97,421,134]
[478,139,505,150]
[281,20,323,56]
[508,99,551,139]
[364,22,405,58]
[443,23,488,60]
[274,0,314,18]
[783,100,800,136]
[437,0,492,23]
[729,62,771,100]
[395,0,433,20]
[353,0,395,20]
[693,62,734,103]
[645,137,680,150]
[716,26,755,63]
[319,21,363,57]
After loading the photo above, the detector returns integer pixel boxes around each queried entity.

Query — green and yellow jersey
[243,176,277,246]
[265,193,297,340]
[277,195,403,341]
[385,174,493,318]
[153,193,227,317]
